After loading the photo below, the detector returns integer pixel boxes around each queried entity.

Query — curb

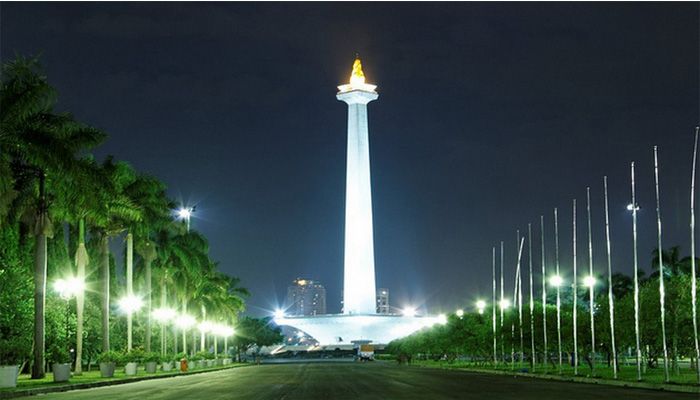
[0,364,250,399]
[420,365,700,394]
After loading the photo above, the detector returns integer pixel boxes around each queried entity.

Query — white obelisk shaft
[338,89,378,315]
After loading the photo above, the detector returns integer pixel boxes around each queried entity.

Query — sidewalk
[0,363,250,399]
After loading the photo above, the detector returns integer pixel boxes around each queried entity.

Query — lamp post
[178,206,196,232]
[153,308,176,355]
[541,215,548,371]
[554,207,562,374]
[476,300,486,315]
[53,277,85,368]
[175,314,196,355]
[603,176,618,379]
[629,162,642,381]
[572,199,578,376]
[119,295,143,350]
[492,246,497,367]
[586,187,596,375]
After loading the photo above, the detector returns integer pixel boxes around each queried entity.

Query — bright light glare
[53,277,85,299]
[198,321,213,333]
[583,275,597,288]
[296,331,305,338]
[499,299,511,310]
[476,300,486,314]
[174,314,196,329]
[274,309,285,319]
[211,323,233,337]
[152,307,176,322]
[118,295,143,314]
[456,309,464,317]
[436,314,448,325]
[627,203,640,211]
[178,208,191,219]
[402,307,417,317]
[549,275,564,287]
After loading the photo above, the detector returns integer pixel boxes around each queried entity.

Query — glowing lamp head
[549,275,564,287]
[402,306,417,317]
[152,307,176,322]
[198,321,213,333]
[174,314,196,330]
[436,314,448,325]
[118,295,143,314]
[583,275,597,288]
[54,277,85,299]
[178,208,191,219]
[476,300,487,314]
[274,309,285,320]
[499,298,511,310]
[455,309,464,317]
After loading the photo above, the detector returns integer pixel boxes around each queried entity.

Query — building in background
[376,288,390,314]
[286,278,326,316]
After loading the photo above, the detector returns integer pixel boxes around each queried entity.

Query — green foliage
[195,351,214,361]
[47,346,70,364]
[97,351,121,364]
[122,348,145,364]
[143,352,161,363]
[232,317,283,352]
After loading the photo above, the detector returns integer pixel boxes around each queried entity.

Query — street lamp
[499,298,510,310]
[273,309,285,320]
[456,309,464,318]
[175,314,196,355]
[177,205,196,232]
[402,306,417,317]
[476,300,486,315]
[153,307,176,323]
[118,295,143,314]
[583,275,596,288]
[436,314,447,325]
[549,275,564,288]
[53,277,85,299]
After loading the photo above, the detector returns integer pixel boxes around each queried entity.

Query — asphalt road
[35,363,694,400]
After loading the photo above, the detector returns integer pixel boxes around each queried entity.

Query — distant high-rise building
[376,288,390,314]
[286,278,326,316]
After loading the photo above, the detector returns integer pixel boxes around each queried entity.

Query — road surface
[34,362,693,399]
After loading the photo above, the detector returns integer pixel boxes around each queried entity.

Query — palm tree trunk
[101,234,110,352]
[200,305,206,351]
[160,273,166,355]
[31,174,49,379]
[74,219,89,374]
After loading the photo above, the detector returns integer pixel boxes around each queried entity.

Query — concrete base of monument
[274,313,444,346]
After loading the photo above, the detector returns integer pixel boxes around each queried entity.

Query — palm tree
[1,57,104,378]
[128,175,172,352]
[92,158,141,353]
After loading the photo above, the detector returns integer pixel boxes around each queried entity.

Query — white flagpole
[603,176,618,379]
[493,246,498,367]
[573,199,578,376]
[541,215,548,371]
[630,162,642,381]
[586,187,596,375]
[653,146,670,383]
[690,127,700,384]
[529,223,536,370]
[554,207,562,374]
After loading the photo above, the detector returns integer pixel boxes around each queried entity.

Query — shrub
[143,352,161,363]
[97,351,121,364]
[172,352,186,362]
[48,346,71,364]
[123,348,145,363]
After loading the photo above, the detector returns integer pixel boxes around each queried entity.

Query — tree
[232,317,282,360]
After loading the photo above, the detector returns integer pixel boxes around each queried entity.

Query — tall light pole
[586,187,596,375]
[690,127,700,384]
[629,163,642,381]
[603,176,618,379]
[653,146,670,383]
[554,207,562,374]
[500,241,505,364]
[528,223,535,370]
[492,246,497,367]
[572,199,578,376]
[541,215,548,371]
[126,232,134,350]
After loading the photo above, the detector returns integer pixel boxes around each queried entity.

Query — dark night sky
[2,3,699,316]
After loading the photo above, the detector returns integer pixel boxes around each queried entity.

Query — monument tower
[337,58,378,315]
[274,58,441,346]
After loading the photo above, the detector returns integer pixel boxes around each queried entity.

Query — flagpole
[603,176,618,379]
[653,146,670,383]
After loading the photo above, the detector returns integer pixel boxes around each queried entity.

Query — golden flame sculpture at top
[350,58,365,86]
[338,56,377,93]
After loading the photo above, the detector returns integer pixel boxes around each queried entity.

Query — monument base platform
[274,313,443,345]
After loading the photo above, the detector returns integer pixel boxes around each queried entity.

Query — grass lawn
[413,360,699,386]
[0,363,247,393]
